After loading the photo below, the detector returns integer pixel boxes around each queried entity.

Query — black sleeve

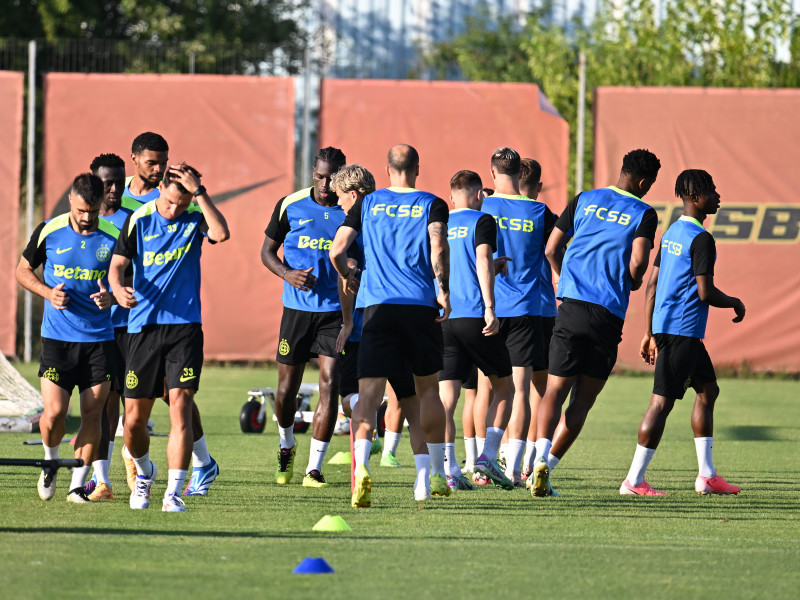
[428,198,449,225]
[555,193,581,234]
[690,231,716,277]
[342,197,363,232]
[543,209,558,242]
[113,213,137,259]
[474,214,497,252]
[634,207,658,243]
[265,197,290,244]
[653,241,662,268]
[21,222,47,269]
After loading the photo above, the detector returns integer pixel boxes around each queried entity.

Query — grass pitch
[0,364,798,599]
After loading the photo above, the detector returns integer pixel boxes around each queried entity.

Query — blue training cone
[293,557,335,574]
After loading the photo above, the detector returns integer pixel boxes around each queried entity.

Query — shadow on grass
[719,425,791,441]
[0,526,486,541]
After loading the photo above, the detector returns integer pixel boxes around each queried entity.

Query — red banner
[594,87,800,372]
[0,71,24,356]
[43,73,294,360]
[319,79,569,211]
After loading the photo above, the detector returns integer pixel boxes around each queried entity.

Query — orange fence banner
[594,87,800,372]
[43,73,294,360]
[319,79,569,211]
[0,72,23,356]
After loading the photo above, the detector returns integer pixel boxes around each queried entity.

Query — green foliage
[424,0,797,199]
[1,1,305,63]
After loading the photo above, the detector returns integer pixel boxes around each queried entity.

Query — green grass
[1,365,798,599]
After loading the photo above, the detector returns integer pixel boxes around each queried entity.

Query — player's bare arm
[109,254,137,308]
[696,274,746,322]
[475,243,498,336]
[261,235,316,291]
[545,227,569,276]
[15,256,70,310]
[168,164,230,243]
[328,225,359,294]
[640,265,659,365]
[629,236,653,291]
[335,257,358,353]
[428,221,451,321]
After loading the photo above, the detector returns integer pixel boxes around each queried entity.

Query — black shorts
[277,307,341,365]
[440,318,512,382]
[341,341,415,398]
[359,304,443,379]
[124,323,204,399]
[548,299,624,380]
[653,334,716,399]
[462,365,479,390]
[110,327,128,392]
[39,337,114,394]
[499,315,545,370]
[541,316,556,369]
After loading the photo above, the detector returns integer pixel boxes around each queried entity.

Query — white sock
[476,436,485,456]
[306,438,330,473]
[505,439,526,478]
[523,441,537,471]
[123,445,133,459]
[547,453,560,471]
[92,459,110,485]
[694,437,715,478]
[354,438,372,469]
[192,435,211,468]
[499,442,509,461]
[535,438,552,461]
[70,465,91,491]
[165,469,188,497]
[43,443,59,461]
[464,437,477,468]
[132,452,153,478]
[383,430,401,456]
[278,425,295,450]
[414,453,431,490]
[349,393,360,411]
[107,440,115,463]
[483,427,504,461]
[626,444,656,486]
[444,442,462,477]
[428,442,446,477]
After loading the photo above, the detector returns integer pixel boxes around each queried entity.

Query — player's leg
[504,365,531,483]
[691,347,738,494]
[67,380,110,503]
[303,353,339,487]
[398,393,433,500]
[351,375,387,507]
[532,373,575,496]
[415,371,450,497]
[461,368,478,474]
[381,387,404,467]
[620,393,674,496]
[438,319,471,487]
[470,372,492,485]
[274,308,314,484]
[524,369,547,480]
[162,387,194,511]
[184,400,219,496]
[37,377,71,501]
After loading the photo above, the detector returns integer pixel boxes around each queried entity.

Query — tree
[424,0,797,198]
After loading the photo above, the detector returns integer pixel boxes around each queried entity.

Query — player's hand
[435,290,451,323]
[168,163,202,196]
[114,286,138,308]
[343,267,360,296]
[494,256,512,276]
[284,267,316,291]
[732,298,746,323]
[482,307,499,336]
[48,282,70,310]
[640,333,657,366]
[336,321,354,354]
[90,280,112,310]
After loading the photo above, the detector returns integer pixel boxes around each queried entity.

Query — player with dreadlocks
[619,169,745,496]
[261,146,348,488]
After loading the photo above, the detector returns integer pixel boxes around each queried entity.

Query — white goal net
[0,354,43,433]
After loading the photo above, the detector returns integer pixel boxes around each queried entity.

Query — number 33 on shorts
[180,367,196,383]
